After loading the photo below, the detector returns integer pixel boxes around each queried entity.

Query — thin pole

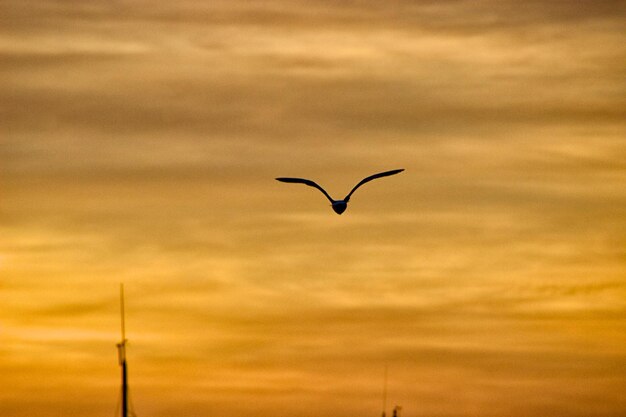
[382,364,388,417]
[121,360,128,417]
[117,283,128,417]
[120,283,126,341]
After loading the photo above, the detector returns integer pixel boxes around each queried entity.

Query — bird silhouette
[276,169,404,214]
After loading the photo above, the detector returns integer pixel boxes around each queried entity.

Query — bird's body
[331,200,348,215]
[276,169,404,215]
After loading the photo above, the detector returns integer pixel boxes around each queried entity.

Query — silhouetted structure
[116,284,129,417]
[381,365,402,417]
[381,365,388,417]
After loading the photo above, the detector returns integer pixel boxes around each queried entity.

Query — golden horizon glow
[1,1,625,416]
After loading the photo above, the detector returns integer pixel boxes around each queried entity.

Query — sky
[1,1,625,416]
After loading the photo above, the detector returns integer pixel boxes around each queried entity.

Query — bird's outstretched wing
[344,169,404,201]
[276,177,334,203]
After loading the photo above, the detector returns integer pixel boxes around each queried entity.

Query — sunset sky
[1,1,625,416]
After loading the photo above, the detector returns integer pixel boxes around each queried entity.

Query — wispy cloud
[1,1,625,416]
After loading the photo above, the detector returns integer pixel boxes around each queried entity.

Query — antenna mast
[381,365,388,417]
[116,284,129,417]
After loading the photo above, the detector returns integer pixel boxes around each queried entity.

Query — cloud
[1,1,625,416]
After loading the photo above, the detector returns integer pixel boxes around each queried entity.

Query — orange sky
[1,1,625,416]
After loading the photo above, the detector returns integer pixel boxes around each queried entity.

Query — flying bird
[276,169,404,215]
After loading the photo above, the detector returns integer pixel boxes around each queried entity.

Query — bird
[276,169,404,215]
